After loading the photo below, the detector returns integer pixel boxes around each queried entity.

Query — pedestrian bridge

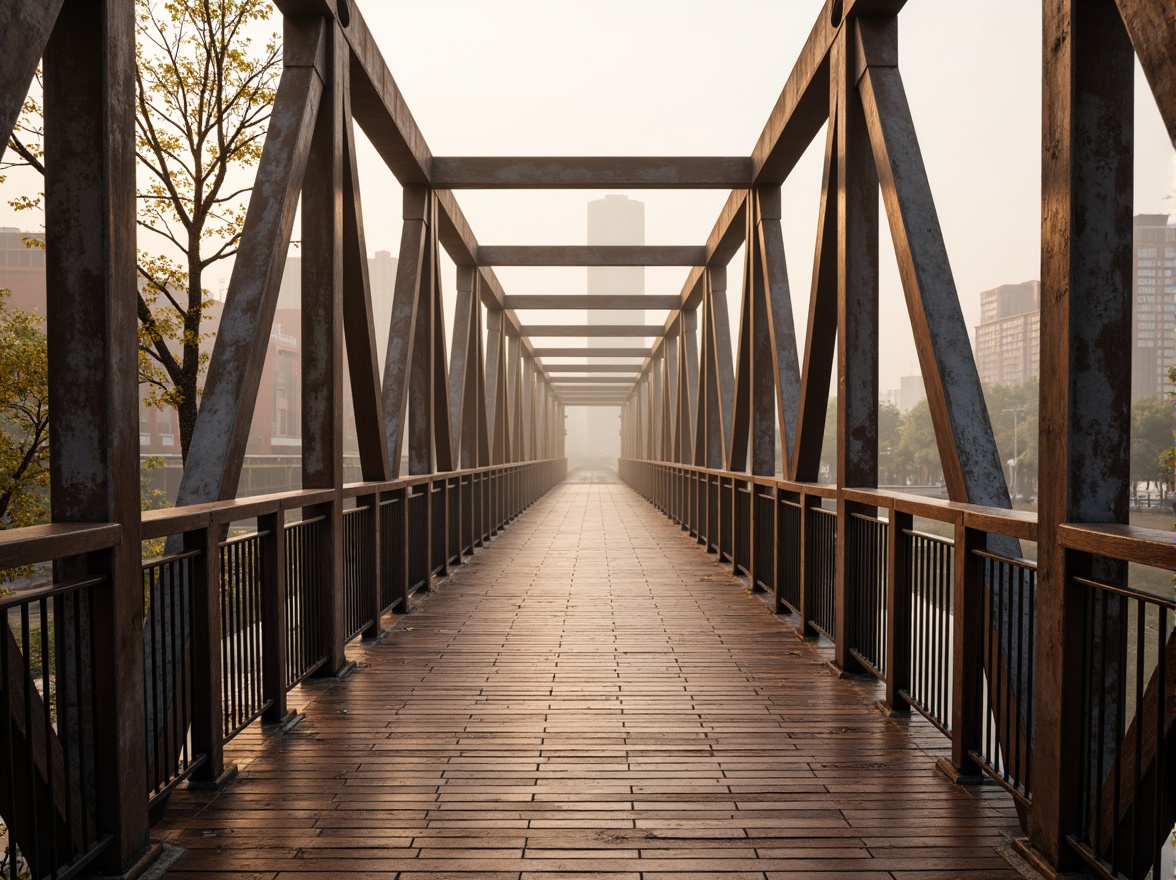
[0,0,1174,878]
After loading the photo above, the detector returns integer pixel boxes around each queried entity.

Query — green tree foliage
[4,0,281,463]
[0,291,49,531]
[893,399,943,486]
[0,290,49,586]
[984,379,1038,499]
[1130,395,1175,494]
[135,0,281,460]
[818,400,908,486]
[878,401,903,485]
[819,401,837,484]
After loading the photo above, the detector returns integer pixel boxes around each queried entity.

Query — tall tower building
[587,195,645,340]
[974,281,1041,387]
[566,196,644,466]
[1131,213,1176,400]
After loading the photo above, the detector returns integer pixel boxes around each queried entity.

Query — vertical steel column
[833,24,879,677]
[302,16,348,676]
[1032,0,1134,867]
[260,511,292,725]
[43,0,149,869]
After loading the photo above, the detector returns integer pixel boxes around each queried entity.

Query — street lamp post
[1003,406,1026,504]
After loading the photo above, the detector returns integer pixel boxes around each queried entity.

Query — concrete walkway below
[155,470,1024,879]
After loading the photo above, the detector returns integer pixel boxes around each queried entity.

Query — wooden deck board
[155,471,1023,878]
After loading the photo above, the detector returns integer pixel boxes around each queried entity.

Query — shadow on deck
[153,472,1024,879]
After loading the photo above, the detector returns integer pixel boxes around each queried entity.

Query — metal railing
[972,550,1036,806]
[124,459,566,829]
[806,506,837,640]
[846,512,888,678]
[1071,573,1174,880]
[218,531,269,741]
[903,529,954,733]
[143,549,203,805]
[1,576,110,880]
[342,506,374,642]
[285,515,327,688]
[620,458,1176,875]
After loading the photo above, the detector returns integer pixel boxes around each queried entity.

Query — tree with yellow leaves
[0,290,49,579]
[3,0,281,463]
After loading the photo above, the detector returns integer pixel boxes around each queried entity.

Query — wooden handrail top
[0,522,122,571]
[623,458,1037,541]
[140,460,563,539]
[1059,522,1176,572]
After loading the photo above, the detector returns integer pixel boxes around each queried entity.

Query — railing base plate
[1007,838,1092,880]
[873,699,911,718]
[933,758,985,787]
[90,842,170,880]
[264,709,303,731]
[824,660,874,681]
[188,763,239,791]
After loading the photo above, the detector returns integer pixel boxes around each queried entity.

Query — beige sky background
[349,0,1174,394]
[2,0,1173,395]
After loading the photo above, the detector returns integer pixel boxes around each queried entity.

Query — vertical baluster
[190,525,231,786]
[1154,606,1167,880]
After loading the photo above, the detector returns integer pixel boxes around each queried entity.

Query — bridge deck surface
[155,470,1023,879]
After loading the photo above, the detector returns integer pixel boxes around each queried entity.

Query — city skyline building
[973,280,1041,387]
[1131,213,1176,399]
[567,195,645,466]
[0,230,398,497]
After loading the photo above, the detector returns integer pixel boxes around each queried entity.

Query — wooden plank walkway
[155,470,1026,879]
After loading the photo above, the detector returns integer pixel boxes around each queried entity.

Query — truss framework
[1,0,1174,876]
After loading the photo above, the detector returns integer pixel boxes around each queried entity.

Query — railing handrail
[0,522,122,571]
[134,459,566,540]
[0,573,107,611]
[619,457,1037,541]
[1058,522,1176,572]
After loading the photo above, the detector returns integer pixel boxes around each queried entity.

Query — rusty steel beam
[1112,0,1176,144]
[791,106,838,482]
[449,266,478,467]
[532,347,652,358]
[382,187,428,475]
[179,21,325,505]
[1032,0,1135,869]
[42,0,148,872]
[832,24,879,678]
[757,188,802,470]
[550,377,637,385]
[542,364,642,373]
[0,0,64,164]
[503,295,682,311]
[432,189,550,383]
[301,19,348,675]
[429,156,753,188]
[335,1,431,184]
[341,90,391,482]
[408,196,438,474]
[857,21,1006,508]
[479,246,707,267]
[519,325,664,338]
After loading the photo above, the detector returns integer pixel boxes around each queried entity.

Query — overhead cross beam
[532,347,652,358]
[520,325,664,338]
[542,364,642,373]
[503,295,681,310]
[479,246,707,267]
[430,157,753,188]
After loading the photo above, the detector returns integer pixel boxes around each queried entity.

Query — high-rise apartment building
[0,230,397,496]
[974,281,1041,387]
[566,196,644,465]
[1131,213,1176,400]
[587,195,645,338]
[0,228,46,314]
